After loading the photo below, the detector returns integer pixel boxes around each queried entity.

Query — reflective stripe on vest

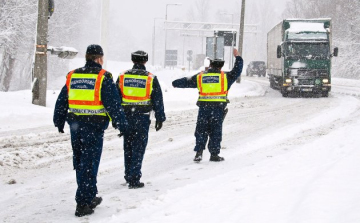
[66,69,107,116]
[197,71,228,102]
[119,72,154,106]
[69,108,107,114]
[200,96,228,100]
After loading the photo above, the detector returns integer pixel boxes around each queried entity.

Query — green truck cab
[267,19,338,97]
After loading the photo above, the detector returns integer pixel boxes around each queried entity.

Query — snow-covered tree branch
[0,0,94,91]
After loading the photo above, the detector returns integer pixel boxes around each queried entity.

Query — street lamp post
[164,3,182,68]
[152,17,163,66]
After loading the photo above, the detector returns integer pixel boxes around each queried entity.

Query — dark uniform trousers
[69,120,108,206]
[123,113,151,184]
[194,106,225,155]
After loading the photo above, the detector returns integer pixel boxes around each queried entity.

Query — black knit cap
[86,44,104,55]
[210,59,225,68]
[131,50,148,62]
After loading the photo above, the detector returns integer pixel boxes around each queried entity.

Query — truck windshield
[285,43,330,60]
[287,32,328,40]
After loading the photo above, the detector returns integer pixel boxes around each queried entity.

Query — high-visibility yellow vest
[197,71,228,102]
[66,69,107,116]
[118,72,154,106]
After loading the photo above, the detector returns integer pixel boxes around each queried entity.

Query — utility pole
[101,0,110,69]
[236,0,246,83]
[238,0,246,56]
[33,0,49,106]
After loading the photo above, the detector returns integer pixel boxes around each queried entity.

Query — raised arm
[227,48,244,86]
[172,74,198,88]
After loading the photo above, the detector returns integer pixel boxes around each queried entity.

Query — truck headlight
[322,79,329,83]
[285,78,292,83]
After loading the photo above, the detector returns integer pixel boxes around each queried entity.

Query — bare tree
[0,0,37,91]
[282,0,306,18]
[0,0,96,91]
[187,0,211,22]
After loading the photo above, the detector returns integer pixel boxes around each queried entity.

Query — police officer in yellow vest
[172,49,243,162]
[53,44,128,217]
[116,50,166,189]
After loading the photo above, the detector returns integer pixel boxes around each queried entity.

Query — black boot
[193,150,203,162]
[128,182,145,189]
[90,197,102,210]
[210,154,224,162]
[75,204,94,217]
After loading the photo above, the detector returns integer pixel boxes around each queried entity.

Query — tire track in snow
[1,81,360,222]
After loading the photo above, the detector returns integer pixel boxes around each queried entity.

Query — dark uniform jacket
[116,64,166,123]
[172,56,244,107]
[53,60,128,132]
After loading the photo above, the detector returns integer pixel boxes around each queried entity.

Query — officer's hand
[58,127,64,133]
[112,120,117,129]
[116,121,129,137]
[155,121,163,131]
[233,48,240,57]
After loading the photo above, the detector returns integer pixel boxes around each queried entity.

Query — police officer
[116,50,166,189]
[53,44,128,217]
[172,48,243,162]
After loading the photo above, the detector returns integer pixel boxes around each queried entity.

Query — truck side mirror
[277,45,282,58]
[333,47,338,57]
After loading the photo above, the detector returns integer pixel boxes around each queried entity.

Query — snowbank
[1,66,264,132]
[1,69,360,223]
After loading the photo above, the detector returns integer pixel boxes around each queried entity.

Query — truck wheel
[281,89,288,97]
[322,91,329,97]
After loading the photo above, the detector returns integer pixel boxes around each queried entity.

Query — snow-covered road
[1,72,360,223]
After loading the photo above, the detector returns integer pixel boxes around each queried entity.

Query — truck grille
[298,69,328,77]
[298,79,313,85]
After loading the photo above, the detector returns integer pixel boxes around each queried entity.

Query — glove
[112,120,117,129]
[155,121,163,131]
[115,121,128,138]
[58,127,64,133]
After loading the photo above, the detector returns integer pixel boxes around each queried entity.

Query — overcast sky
[98,0,289,63]
[109,0,288,24]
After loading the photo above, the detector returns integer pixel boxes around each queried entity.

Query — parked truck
[267,19,338,97]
